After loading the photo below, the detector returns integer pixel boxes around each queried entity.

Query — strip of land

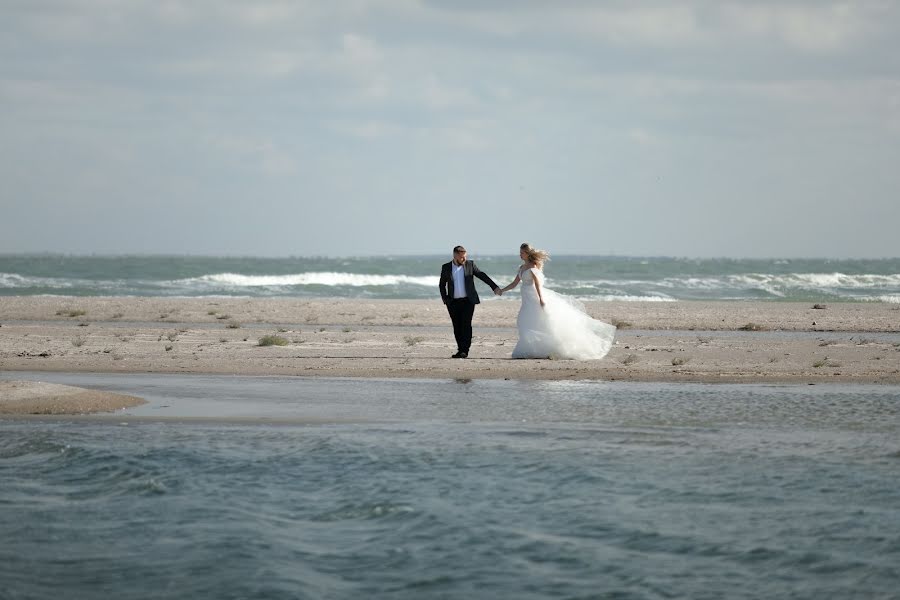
[0,380,145,415]
[1,297,899,398]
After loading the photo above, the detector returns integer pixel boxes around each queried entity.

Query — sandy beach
[1,296,898,391]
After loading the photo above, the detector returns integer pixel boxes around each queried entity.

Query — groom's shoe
[451,351,468,359]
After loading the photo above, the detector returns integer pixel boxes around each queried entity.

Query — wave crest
[184,272,440,288]
[0,273,75,288]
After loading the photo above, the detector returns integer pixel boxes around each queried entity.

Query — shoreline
[1,297,898,388]
[4,372,898,424]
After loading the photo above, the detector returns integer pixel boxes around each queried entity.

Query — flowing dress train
[512,267,616,360]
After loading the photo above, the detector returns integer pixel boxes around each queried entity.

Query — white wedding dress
[512,266,616,360]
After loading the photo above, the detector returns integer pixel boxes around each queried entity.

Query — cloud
[223,1,304,27]
[419,74,479,110]
[572,2,870,52]
[719,2,869,52]
[565,5,705,46]
[340,32,381,64]
[1,1,899,256]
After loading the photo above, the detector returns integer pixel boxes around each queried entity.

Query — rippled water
[2,375,900,599]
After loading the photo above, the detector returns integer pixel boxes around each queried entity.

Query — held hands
[494,288,503,296]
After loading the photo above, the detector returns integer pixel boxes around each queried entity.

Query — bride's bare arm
[499,274,521,294]
[532,270,546,307]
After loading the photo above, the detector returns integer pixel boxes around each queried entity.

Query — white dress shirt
[452,262,467,299]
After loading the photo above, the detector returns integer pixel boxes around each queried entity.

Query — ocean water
[2,373,900,599]
[1,254,899,302]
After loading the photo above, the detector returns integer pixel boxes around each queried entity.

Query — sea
[1,254,900,303]
[3,256,900,598]
[1,374,900,599]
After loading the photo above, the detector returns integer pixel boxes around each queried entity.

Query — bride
[499,243,616,360]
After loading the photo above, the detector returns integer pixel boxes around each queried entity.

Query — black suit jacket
[439,260,499,305]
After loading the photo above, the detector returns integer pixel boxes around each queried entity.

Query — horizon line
[2,252,899,261]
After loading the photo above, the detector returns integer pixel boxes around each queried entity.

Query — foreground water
[2,374,900,599]
[2,254,900,302]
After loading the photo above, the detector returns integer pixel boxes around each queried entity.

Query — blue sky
[1,1,898,257]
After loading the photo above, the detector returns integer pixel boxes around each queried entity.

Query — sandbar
[0,380,145,415]
[1,296,898,386]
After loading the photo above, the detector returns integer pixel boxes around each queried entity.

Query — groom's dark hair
[453,245,466,254]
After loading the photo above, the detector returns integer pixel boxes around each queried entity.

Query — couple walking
[439,244,616,360]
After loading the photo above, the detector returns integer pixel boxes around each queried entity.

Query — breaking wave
[182,272,439,288]
[2,258,899,301]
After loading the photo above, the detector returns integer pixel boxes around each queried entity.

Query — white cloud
[2,0,899,256]
[340,33,382,64]
[720,2,866,52]
[567,5,705,46]
[420,75,479,110]
[420,1,885,55]
[334,33,391,100]
[225,1,302,27]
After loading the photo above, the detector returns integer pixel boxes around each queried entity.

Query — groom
[439,245,501,358]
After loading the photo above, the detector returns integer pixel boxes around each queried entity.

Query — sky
[1,1,898,258]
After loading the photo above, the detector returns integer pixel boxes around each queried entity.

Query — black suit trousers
[447,298,476,353]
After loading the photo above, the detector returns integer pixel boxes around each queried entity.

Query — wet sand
[0,380,145,415]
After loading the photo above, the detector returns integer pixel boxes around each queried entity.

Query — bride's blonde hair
[520,243,550,267]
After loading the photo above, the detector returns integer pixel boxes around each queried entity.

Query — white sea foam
[0,273,74,288]
[657,277,728,290]
[728,273,900,289]
[658,273,900,291]
[498,290,675,302]
[590,295,677,302]
[183,272,440,288]
[0,273,29,287]
[4,266,899,301]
